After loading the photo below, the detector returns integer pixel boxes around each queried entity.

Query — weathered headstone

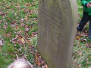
[37,0,78,68]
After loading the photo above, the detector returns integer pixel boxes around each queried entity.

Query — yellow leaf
[21,38,25,43]
[25,16,28,20]
[76,36,80,40]
[36,56,38,60]
[46,65,48,68]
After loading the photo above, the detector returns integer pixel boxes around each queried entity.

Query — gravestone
[37,0,78,68]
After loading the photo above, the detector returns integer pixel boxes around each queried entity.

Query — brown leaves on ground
[76,29,88,42]
[73,23,91,67]
[35,53,49,68]
[0,0,49,67]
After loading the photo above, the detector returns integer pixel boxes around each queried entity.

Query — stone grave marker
[37,0,78,68]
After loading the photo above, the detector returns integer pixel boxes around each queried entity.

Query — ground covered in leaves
[0,0,91,68]
[0,0,48,68]
[71,0,91,68]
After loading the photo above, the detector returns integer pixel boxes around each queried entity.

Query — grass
[71,0,91,68]
[0,0,38,68]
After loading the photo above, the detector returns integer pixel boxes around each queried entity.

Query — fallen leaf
[25,16,28,20]
[21,38,25,43]
[14,26,19,30]
[76,36,80,40]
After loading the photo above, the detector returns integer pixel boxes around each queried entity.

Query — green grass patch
[0,0,38,67]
